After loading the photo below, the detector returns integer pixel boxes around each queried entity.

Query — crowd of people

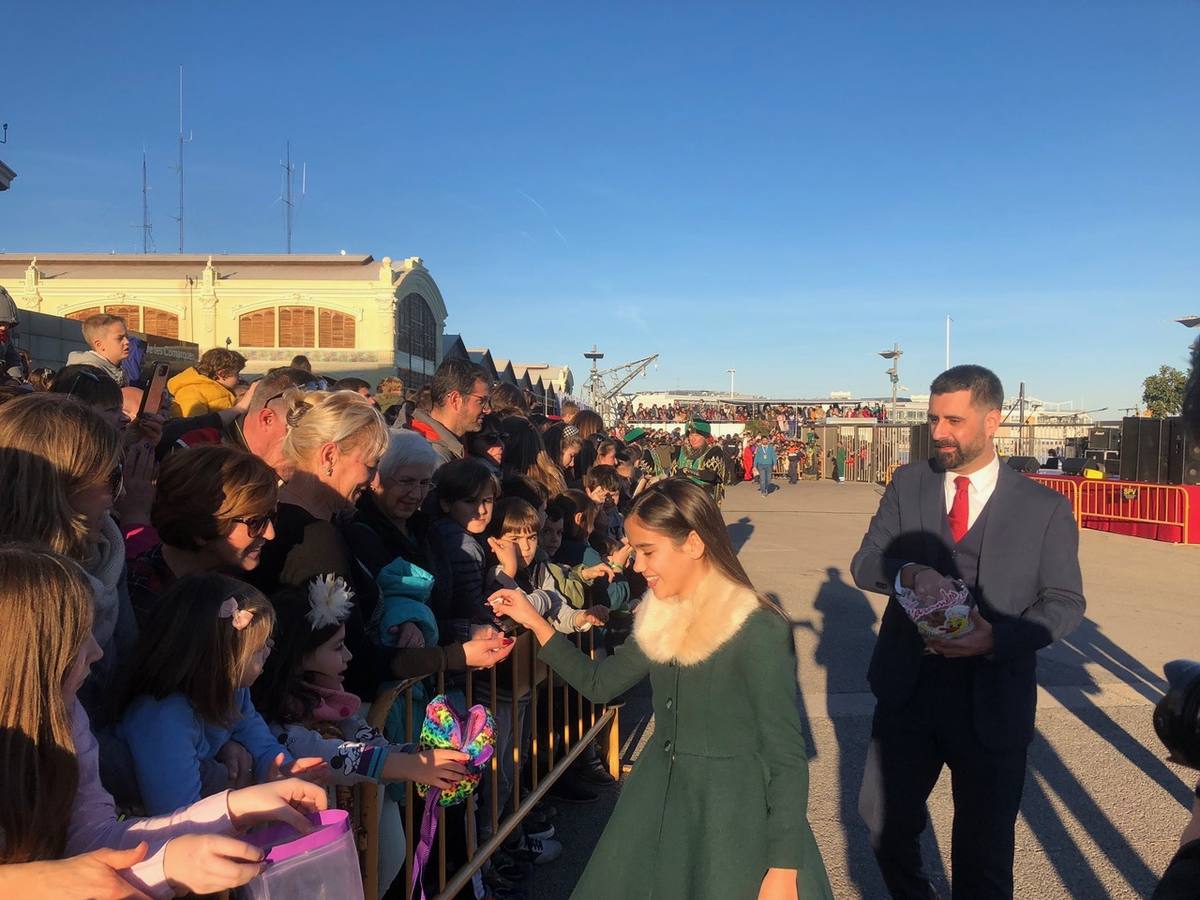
[619,399,890,428]
[0,307,832,899]
[3,299,1200,900]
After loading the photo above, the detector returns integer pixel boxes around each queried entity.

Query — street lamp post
[727,368,736,400]
[878,344,903,418]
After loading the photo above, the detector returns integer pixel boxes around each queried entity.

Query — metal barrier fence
[1078,480,1190,544]
[1029,475,1191,543]
[341,630,619,899]
[1028,476,1082,524]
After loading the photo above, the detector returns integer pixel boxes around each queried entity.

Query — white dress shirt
[943,451,1001,532]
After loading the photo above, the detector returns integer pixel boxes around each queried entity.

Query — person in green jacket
[487,479,832,900]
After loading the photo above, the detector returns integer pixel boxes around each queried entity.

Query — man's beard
[934,438,985,471]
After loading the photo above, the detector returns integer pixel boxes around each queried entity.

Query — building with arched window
[0,253,449,385]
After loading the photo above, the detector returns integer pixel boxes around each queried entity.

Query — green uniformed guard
[673,418,726,504]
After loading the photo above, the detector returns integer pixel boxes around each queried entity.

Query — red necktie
[948,475,971,542]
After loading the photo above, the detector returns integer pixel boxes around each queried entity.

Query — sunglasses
[231,513,275,539]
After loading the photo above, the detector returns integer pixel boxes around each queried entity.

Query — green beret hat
[687,418,712,436]
[623,427,647,443]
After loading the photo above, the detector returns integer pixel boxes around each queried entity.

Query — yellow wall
[0,253,447,383]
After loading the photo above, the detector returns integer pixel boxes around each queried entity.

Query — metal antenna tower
[140,147,154,253]
[171,66,194,253]
[280,141,307,253]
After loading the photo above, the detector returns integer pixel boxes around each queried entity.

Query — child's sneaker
[523,815,555,841]
[512,834,562,865]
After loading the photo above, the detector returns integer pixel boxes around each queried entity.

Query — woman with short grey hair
[352,427,439,576]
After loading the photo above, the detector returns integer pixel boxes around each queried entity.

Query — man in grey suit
[851,365,1085,900]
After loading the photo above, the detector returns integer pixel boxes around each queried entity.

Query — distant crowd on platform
[620,399,889,427]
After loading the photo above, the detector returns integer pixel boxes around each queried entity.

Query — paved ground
[537,477,1200,899]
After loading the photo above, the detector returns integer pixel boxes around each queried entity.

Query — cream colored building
[0,253,449,386]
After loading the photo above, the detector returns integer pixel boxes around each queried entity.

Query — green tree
[1142,365,1187,417]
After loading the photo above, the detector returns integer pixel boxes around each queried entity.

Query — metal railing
[340,630,621,899]
[1078,480,1190,544]
[1028,474,1191,543]
[1028,475,1082,524]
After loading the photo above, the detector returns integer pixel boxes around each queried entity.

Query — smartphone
[138,363,171,417]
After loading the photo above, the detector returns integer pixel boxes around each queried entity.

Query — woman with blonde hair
[250,390,512,700]
[251,389,389,593]
[0,542,328,897]
[0,393,132,727]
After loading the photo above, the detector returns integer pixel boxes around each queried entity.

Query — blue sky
[3,2,1198,411]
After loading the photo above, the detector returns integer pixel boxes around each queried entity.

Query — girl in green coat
[488,480,833,900]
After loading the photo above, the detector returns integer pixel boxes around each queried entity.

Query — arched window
[66,307,101,323]
[103,304,142,330]
[239,309,276,347]
[142,307,179,340]
[319,309,355,349]
[278,306,315,347]
[396,293,436,362]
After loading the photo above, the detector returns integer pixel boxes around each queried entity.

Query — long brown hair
[0,544,94,862]
[627,479,780,612]
[125,573,275,726]
[0,393,119,561]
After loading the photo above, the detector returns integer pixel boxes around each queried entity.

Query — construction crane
[581,345,659,425]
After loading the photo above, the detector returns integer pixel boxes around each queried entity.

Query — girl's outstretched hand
[267,752,331,785]
[486,588,541,629]
[0,845,153,899]
[162,834,265,895]
[226,777,328,833]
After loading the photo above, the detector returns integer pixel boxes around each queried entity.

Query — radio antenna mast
[172,65,194,253]
[279,142,308,253]
[140,147,154,253]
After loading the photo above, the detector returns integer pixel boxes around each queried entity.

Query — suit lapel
[920,461,946,562]
[977,457,1015,600]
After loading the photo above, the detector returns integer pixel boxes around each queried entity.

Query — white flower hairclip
[218,597,254,631]
[307,574,355,629]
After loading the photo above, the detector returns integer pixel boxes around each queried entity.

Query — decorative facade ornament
[22,258,42,310]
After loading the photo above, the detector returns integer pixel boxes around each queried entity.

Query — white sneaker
[514,834,562,865]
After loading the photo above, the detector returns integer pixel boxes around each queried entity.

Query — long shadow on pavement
[801,567,949,898]
[728,515,754,554]
[1021,617,1191,896]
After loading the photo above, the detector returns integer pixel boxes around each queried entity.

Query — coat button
[666,698,673,710]
[664,740,672,752]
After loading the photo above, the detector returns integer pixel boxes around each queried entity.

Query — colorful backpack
[410,695,495,900]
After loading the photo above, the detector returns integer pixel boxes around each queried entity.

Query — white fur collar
[633,571,761,666]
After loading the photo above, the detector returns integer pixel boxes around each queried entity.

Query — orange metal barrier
[1029,476,1082,524]
[1078,480,1190,544]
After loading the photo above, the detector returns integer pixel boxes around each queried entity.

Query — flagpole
[945,315,952,370]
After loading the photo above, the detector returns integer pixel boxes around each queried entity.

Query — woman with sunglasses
[0,393,135,734]
[125,444,278,628]
[466,411,505,477]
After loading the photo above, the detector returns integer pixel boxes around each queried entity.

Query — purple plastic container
[237,809,364,900]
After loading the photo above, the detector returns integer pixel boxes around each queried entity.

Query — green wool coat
[538,573,833,900]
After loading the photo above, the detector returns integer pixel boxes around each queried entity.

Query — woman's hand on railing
[462,635,515,668]
[389,748,471,790]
